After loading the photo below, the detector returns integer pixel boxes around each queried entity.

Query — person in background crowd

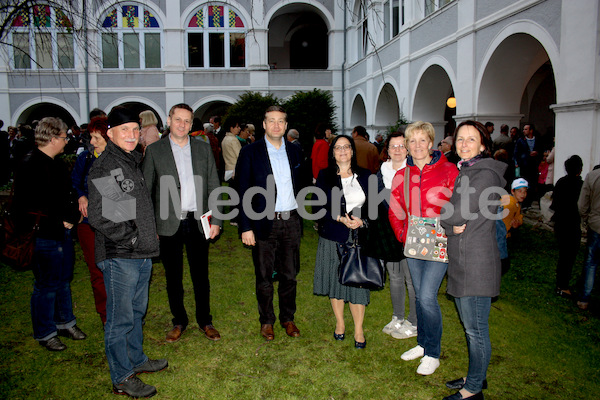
[513,123,543,209]
[441,136,460,164]
[139,110,160,153]
[71,116,109,325]
[493,124,512,154]
[352,125,379,173]
[441,120,506,400]
[313,135,372,348]
[551,155,583,298]
[374,133,385,153]
[378,132,418,340]
[88,106,166,398]
[221,117,242,182]
[13,117,86,352]
[389,121,459,376]
[577,165,600,311]
[498,178,528,276]
[312,123,330,182]
[203,122,221,169]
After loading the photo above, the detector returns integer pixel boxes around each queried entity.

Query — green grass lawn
[0,221,598,399]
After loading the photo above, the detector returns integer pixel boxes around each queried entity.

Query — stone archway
[350,95,367,130]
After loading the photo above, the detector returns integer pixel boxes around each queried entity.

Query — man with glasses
[235,105,303,341]
[13,117,86,352]
[88,106,166,398]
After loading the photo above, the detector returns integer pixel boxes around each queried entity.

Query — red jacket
[311,139,329,179]
[389,151,459,243]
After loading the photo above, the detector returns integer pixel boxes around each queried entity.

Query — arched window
[186,4,246,68]
[10,5,75,70]
[100,4,162,69]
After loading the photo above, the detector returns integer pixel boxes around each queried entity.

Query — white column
[553,0,600,179]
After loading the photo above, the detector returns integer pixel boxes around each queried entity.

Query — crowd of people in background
[2,106,599,400]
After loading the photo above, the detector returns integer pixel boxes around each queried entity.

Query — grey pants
[386,259,417,325]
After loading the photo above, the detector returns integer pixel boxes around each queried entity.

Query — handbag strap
[403,167,410,215]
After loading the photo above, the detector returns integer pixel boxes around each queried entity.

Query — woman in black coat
[440,121,507,400]
[313,135,372,349]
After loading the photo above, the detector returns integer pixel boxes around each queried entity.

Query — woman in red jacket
[389,121,458,376]
[311,124,330,181]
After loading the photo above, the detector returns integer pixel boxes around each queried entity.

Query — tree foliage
[223,91,280,139]
[224,89,337,151]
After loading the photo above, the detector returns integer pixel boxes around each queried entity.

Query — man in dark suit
[236,105,303,341]
[143,103,222,343]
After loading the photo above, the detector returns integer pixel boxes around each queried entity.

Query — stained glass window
[100,3,162,69]
[186,4,246,69]
[10,6,74,70]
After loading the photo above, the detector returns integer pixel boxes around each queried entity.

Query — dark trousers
[252,213,302,325]
[554,221,582,290]
[160,217,211,329]
[78,223,107,324]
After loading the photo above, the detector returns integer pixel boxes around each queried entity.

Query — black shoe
[354,339,367,349]
[445,378,487,390]
[133,359,168,374]
[113,374,157,398]
[39,336,67,351]
[442,391,484,400]
[333,331,345,341]
[57,325,87,340]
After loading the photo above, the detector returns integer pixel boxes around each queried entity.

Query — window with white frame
[356,2,368,58]
[186,4,246,68]
[100,4,162,69]
[383,0,402,43]
[10,5,75,70]
[425,0,453,17]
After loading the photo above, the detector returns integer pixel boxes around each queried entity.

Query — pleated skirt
[313,236,370,305]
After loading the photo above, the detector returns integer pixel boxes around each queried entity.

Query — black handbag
[338,229,385,290]
[0,187,42,270]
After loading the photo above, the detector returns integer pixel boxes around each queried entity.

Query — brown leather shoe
[201,324,221,341]
[165,325,184,343]
[282,321,300,337]
[260,324,274,341]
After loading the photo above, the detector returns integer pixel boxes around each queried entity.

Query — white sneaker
[382,316,403,335]
[416,356,440,375]
[391,320,418,339]
[401,345,424,361]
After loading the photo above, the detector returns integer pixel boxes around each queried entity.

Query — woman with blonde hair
[389,121,458,375]
[139,110,160,152]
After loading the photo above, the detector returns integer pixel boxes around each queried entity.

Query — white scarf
[381,159,406,189]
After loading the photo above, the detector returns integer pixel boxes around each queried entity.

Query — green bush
[223,92,280,139]
[283,89,337,153]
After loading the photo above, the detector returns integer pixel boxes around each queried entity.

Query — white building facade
[0,0,598,178]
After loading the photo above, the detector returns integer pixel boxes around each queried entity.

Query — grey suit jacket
[142,135,222,237]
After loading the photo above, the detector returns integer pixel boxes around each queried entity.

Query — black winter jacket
[88,141,159,263]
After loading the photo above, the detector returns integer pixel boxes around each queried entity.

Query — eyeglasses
[389,144,406,150]
[333,145,351,152]
[56,136,69,142]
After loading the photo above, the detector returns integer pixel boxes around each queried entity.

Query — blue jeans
[407,258,447,358]
[98,258,152,384]
[581,229,600,302]
[454,296,492,393]
[31,230,76,340]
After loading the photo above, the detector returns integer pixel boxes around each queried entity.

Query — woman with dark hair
[389,121,458,375]
[311,123,330,181]
[551,155,584,297]
[313,135,372,348]
[71,115,109,325]
[440,120,507,400]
